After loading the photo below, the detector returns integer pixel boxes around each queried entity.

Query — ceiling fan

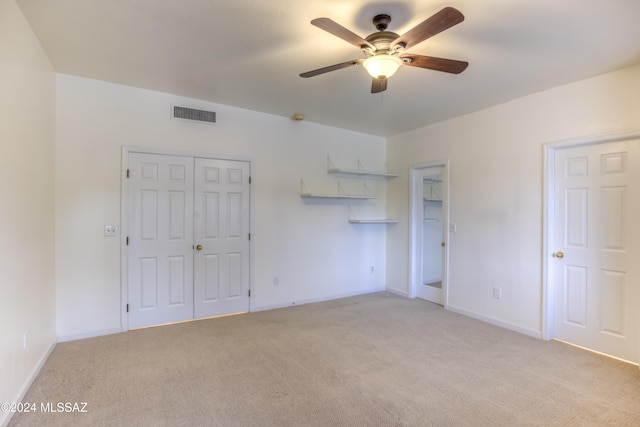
[300,7,468,93]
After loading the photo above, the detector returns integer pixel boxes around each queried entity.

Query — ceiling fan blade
[371,77,387,93]
[300,59,363,78]
[400,54,468,74]
[391,7,464,50]
[311,18,375,50]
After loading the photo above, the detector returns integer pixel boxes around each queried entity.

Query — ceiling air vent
[172,105,216,124]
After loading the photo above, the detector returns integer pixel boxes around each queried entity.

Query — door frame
[120,146,253,331]
[409,160,450,305]
[542,129,640,341]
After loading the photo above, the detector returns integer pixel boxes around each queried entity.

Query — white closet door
[193,158,250,318]
[127,153,195,328]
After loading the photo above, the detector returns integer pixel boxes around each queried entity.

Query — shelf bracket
[348,205,356,221]
[327,155,335,171]
[363,181,372,197]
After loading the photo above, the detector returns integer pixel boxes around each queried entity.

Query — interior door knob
[553,251,564,259]
[196,244,203,251]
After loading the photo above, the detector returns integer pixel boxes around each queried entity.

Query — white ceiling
[16,0,640,137]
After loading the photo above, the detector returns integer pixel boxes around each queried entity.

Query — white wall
[0,0,56,424]
[55,74,387,340]
[386,64,640,336]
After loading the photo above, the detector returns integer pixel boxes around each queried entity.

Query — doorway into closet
[410,162,449,305]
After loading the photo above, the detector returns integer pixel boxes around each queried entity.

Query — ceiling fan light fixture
[363,55,402,79]
[302,8,467,93]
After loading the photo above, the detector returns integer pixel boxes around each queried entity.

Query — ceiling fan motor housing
[364,14,401,56]
[364,31,400,55]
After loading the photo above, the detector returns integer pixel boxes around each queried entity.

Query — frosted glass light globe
[363,55,402,78]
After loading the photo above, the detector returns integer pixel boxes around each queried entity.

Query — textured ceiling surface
[16,0,640,137]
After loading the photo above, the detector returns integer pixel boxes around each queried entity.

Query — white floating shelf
[423,177,442,183]
[301,193,376,200]
[347,205,396,224]
[328,168,399,178]
[348,219,398,224]
[327,157,398,179]
[300,179,376,200]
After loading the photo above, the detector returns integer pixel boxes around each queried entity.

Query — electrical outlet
[493,287,502,299]
[370,266,375,273]
[273,276,279,286]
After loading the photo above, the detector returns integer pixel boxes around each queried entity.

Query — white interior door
[553,139,640,363]
[412,165,447,305]
[127,152,251,329]
[193,158,250,318]
[127,153,194,328]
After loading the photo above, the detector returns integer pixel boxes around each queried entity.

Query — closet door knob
[196,244,203,251]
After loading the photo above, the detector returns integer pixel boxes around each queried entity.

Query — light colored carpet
[9,292,640,426]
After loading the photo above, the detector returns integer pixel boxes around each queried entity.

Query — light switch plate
[104,225,119,237]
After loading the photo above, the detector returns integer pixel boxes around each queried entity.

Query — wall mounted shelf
[423,176,442,184]
[348,219,398,224]
[301,156,396,223]
[329,169,399,179]
[301,193,376,200]
[347,206,396,225]
[423,187,442,221]
[300,179,376,200]
[327,157,398,179]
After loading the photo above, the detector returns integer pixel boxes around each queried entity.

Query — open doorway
[410,162,449,305]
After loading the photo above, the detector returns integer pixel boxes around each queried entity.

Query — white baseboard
[251,287,386,313]
[57,327,123,343]
[1,338,56,427]
[446,304,542,339]
[385,286,409,297]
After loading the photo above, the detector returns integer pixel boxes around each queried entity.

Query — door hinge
[248,289,251,297]
[249,176,252,184]
[126,303,129,313]
[126,236,129,245]
[126,169,130,178]
[248,233,251,241]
